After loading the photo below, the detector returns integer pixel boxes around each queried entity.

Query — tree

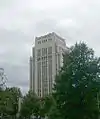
[0,89,11,118]
[48,105,62,119]
[0,87,22,119]
[39,95,54,118]
[20,91,40,119]
[20,92,55,119]
[47,95,62,119]
[5,87,22,118]
[54,42,100,119]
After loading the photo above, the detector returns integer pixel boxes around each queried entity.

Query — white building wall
[32,47,35,91]
[29,57,33,90]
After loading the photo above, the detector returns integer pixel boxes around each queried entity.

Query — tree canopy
[53,42,100,119]
[0,87,22,119]
[20,90,40,118]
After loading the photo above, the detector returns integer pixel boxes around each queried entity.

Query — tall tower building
[30,32,68,97]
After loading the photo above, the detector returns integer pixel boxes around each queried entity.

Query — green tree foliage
[39,95,54,117]
[20,91,40,118]
[47,95,62,119]
[0,89,12,118]
[20,92,55,119]
[54,42,100,119]
[5,87,22,117]
[48,105,62,119]
[0,87,22,119]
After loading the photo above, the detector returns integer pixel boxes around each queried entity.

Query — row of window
[37,46,63,57]
[38,83,52,97]
[38,38,52,44]
[37,83,52,97]
[37,46,64,57]
[37,56,52,62]
[37,47,52,57]
[37,58,52,97]
[37,62,41,91]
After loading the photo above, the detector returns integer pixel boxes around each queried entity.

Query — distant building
[30,32,68,97]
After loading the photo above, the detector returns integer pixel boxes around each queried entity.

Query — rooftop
[35,32,66,43]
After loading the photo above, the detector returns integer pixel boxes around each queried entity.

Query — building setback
[30,32,68,97]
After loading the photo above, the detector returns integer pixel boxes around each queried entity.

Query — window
[48,59,52,93]
[48,55,52,59]
[45,48,47,55]
[48,47,52,54]
[55,45,58,53]
[42,48,45,56]
[58,54,60,69]
[37,57,40,61]
[42,48,47,56]
[37,62,41,93]
[42,39,47,43]
[48,38,52,41]
[38,41,41,44]
[37,49,41,57]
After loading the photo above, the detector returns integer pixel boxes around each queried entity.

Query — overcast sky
[0,0,100,94]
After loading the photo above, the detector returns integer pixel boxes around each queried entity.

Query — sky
[0,0,100,94]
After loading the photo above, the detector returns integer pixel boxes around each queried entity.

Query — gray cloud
[0,0,100,94]
[0,29,31,94]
